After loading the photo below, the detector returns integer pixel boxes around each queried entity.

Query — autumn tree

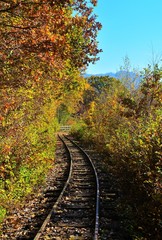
[0,0,102,223]
[73,66,161,239]
[0,0,102,86]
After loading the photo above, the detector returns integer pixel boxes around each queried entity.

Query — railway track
[34,135,99,240]
[1,135,128,240]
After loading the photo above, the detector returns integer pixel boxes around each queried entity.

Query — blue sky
[86,0,162,74]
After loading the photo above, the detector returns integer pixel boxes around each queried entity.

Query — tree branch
[0,3,20,13]
[0,23,41,29]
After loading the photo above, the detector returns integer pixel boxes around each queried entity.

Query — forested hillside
[0,0,101,223]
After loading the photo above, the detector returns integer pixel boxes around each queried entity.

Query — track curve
[34,134,100,240]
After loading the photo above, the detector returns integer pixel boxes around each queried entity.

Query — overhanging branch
[0,3,20,13]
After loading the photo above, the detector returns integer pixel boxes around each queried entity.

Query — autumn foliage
[72,66,162,239]
[0,0,101,222]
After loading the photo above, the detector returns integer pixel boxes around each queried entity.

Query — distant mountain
[84,72,116,78]
[84,70,137,79]
[84,71,141,87]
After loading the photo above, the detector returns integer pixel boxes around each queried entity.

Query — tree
[0,0,102,224]
[78,65,162,239]
[137,64,162,116]
[118,55,140,92]
[0,0,102,87]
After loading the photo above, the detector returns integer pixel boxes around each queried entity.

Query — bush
[78,68,162,239]
[0,87,59,222]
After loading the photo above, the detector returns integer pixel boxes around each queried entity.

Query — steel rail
[34,135,73,240]
[64,135,100,240]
